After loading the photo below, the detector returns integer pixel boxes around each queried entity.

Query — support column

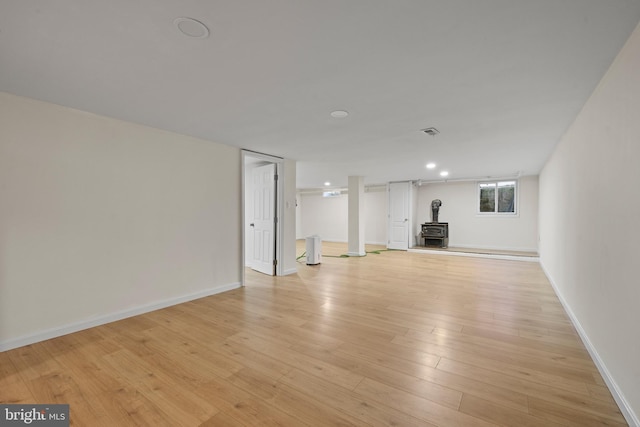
[347,176,366,256]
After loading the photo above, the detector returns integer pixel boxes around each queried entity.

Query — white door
[388,181,410,250]
[251,163,276,275]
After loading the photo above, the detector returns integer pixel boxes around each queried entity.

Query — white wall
[416,176,539,252]
[298,179,538,251]
[281,159,298,275]
[296,191,303,240]
[539,23,640,425]
[298,188,388,245]
[299,192,348,242]
[410,183,419,247]
[0,92,242,350]
[364,189,388,246]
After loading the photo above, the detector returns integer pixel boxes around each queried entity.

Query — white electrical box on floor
[305,235,322,265]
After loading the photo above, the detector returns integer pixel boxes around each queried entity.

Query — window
[322,191,341,198]
[478,180,516,214]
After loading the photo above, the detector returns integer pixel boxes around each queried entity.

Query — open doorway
[242,150,285,281]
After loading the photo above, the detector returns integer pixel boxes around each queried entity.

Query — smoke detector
[421,127,440,136]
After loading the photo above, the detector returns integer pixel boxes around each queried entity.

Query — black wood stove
[421,223,449,248]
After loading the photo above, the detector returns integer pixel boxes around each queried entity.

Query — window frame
[477,180,518,216]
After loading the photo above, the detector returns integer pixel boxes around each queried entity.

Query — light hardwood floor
[0,242,627,426]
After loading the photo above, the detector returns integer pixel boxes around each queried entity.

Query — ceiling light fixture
[324,181,331,186]
[330,110,349,118]
[440,171,449,177]
[426,163,436,169]
[174,17,210,38]
[421,127,440,136]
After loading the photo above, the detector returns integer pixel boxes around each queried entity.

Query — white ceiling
[1,1,639,189]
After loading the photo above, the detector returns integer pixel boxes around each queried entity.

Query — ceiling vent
[421,127,440,136]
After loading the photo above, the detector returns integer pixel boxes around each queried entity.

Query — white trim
[282,267,298,276]
[449,243,538,254]
[408,248,539,262]
[540,261,639,427]
[307,239,389,247]
[475,212,521,218]
[0,282,241,352]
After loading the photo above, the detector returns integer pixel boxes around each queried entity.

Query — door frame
[241,150,285,285]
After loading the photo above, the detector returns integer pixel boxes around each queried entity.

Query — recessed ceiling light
[426,163,436,169]
[330,110,349,118]
[440,171,449,177]
[174,17,210,38]
[324,182,331,186]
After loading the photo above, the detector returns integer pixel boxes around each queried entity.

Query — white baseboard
[0,282,241,353]
[282,267,298,276]
[301,239,387,246]
[408,248,539,262]
[540,261,639,427]
[451,243,539,253]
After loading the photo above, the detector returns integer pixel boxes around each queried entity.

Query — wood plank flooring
[0,242,627,426]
